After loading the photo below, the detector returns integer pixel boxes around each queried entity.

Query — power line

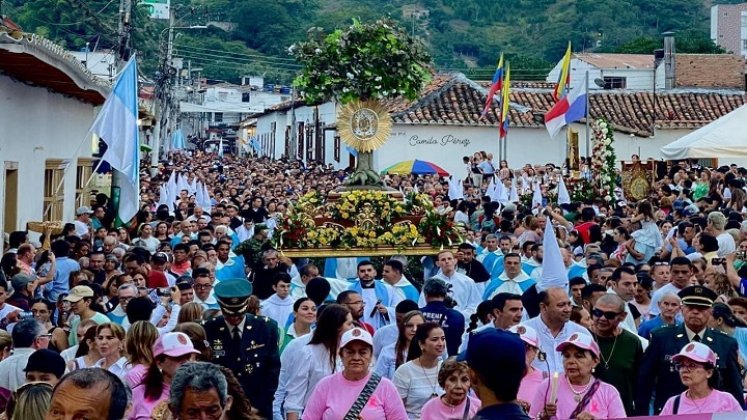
[172,50,303,70]
[172,44,299,63]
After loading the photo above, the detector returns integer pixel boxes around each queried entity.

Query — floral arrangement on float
[274,191,462,254]
[591,118,617,204]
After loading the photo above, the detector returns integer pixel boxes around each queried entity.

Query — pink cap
[672,342,718,366]
[153,332,201,358]
[509,324,539,348]
[339,327,373,349]
[556,332,600,358]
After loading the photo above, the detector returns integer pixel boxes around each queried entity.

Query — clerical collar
[360,280,376,289]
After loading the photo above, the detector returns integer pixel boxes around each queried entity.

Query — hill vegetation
[3,0,737,83]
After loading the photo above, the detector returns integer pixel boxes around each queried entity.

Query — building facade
[711,3,747,57]
[251,74,747,176]
[0,32,107,239]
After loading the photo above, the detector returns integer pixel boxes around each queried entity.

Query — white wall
[547,58,665,90]
[0,76,96,237]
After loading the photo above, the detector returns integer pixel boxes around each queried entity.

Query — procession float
[274,20,462,257]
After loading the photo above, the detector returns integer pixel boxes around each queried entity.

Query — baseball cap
[339,327,373,349]
[64,286,94,303]
[672,342,717,366]
[556,332,600,357]
[153,332,201,358]
[10,273,35,292]
[25,349,66,379]
[457,329,525,379]
[76,206,94,216]
[509,324,539,348]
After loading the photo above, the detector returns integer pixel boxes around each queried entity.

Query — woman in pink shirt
[420,358,480,419]
[660,342,743,415]
[302,327,408,420]
[128,332,200,420]
[511,324,544,410]
[529,332,626,420]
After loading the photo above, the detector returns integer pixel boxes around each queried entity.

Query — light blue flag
[251,136,261,154]
[89,57,140,223]
[345,145,358,157]
[171,129,185,150]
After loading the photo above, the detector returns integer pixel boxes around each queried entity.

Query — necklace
[418,357,440,398]
[596,331,619,370]
[565,375,593,402]
[686,390,709,413]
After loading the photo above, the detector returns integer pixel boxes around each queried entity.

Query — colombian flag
[553,42,572,101]
[481,53,504,117]
[499,63,511,138]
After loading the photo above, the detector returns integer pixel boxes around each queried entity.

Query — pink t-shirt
[128,383,170,420]
[420,395,481,420]
[660,389,743,415]
[301,372,408,420]
[124,363,148,388]
[528,376,626,419]
[517,368,544,404]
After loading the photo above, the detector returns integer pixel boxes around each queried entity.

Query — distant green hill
[4,0,736,83]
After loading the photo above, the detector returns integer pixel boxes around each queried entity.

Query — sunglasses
[592,308,621,320]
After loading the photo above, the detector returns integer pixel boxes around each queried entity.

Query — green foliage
[290,19,432,104]
[7,0,735,82]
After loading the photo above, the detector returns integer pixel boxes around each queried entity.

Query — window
[297,122,305,159]
[44,159,68,221]
[75,158,94,209]
[242,92,251,102]
[602,76,626,89]
[270,122,276,158]
[741,13,747,26]
[742,39,747,50]
[334,135,341,162]
[214,112,223,123]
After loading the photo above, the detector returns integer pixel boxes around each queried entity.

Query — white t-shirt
[73,220,89,238]
[393,360,444,419]
[717,232,736,257]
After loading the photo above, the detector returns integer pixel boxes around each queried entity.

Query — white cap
[672,342,717,366]
[339,327,373,349]
[509,324,539,348]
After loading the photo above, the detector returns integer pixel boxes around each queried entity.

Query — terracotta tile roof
[391,74,746,137]
[575,53,654,69]
[478,80,557,90]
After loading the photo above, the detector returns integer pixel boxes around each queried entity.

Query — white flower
[346,72,354,79]
[604,195,612,201]
[600,122,608,128]
[602,128,609,134]
[603,139,611,145]
[315,48,322,54]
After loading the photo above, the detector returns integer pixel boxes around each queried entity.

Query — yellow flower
[368,231,377,239]
[341,212,350,219]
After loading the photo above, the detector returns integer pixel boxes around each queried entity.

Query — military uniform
[205,279,281,419]
[634,286,745,415]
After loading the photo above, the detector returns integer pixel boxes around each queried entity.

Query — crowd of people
[2,148,747,419]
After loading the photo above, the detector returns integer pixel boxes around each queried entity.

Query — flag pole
[584,70,590,160]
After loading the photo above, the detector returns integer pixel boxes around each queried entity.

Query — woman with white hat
[302,327,407,419]
[660,341,742,414]
[529,332,626,420]
[511,324,544,409]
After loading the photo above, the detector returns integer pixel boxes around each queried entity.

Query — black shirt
[472,402,530,420]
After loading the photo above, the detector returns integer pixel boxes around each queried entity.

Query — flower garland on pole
[591,118,617,205]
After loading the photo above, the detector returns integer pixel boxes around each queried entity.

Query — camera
[737,251,747,260]
[156,287,172,297]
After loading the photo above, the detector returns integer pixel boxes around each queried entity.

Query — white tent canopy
[660,104,747,160]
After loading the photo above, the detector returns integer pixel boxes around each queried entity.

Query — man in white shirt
[606,266,639,333]
[482,253,534,300]
[419,250,481,320]
[72,207,93,239]
[649,257,692,317]
[0,318,50,391]
[523,287,589,374]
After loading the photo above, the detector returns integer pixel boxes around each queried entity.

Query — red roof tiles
[391,74,746,137]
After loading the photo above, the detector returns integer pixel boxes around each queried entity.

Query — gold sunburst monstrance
[337,100,392,153]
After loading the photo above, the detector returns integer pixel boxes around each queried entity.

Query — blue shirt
[637,315,679,339]
[48,257,80,302]
[420,301,465,357]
